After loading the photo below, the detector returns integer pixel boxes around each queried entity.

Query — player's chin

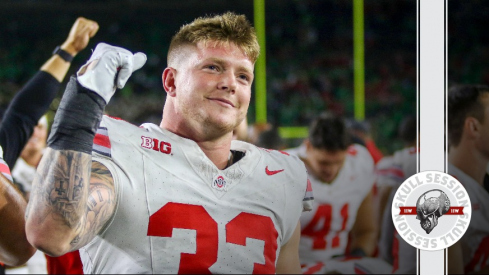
[210,111,239,123]
[321,175,334,183]
[206,115,239,132]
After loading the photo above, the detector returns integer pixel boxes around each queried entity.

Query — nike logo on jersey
[265,166,284,175]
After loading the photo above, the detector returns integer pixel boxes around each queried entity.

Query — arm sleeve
[0,71,60,168]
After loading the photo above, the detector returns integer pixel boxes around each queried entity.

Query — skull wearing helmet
[416,190,450,234]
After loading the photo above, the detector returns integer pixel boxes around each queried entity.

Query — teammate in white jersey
[447,84,489,274]
[376,115,417,274]
[287,113,378,272]
[25,12,312,274]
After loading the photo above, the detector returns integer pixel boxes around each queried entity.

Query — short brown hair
[308,112,352,152]
[168,12,259,65]
[448,84,489,146]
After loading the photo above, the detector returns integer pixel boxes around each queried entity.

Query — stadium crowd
[0,0,416,153]
[0,1,487,274]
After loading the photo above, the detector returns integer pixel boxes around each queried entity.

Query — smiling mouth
[208,98,235,107]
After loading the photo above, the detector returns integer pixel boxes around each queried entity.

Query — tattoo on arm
[31,150,91,228]
[29,149,116,250]
[70,161,116,249]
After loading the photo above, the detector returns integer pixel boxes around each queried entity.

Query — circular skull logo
[391,171,471,251]
[416,189,450,234]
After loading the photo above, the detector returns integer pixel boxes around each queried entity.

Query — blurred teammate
[375,115,417,274]
[12,116,48,200]
[0,16,98,273]
[255,125,286,150]
[287,113,380,273]
[375,115,417,220]
[447,84,489,274]
[347,119,384,164]
[26,12,312,274]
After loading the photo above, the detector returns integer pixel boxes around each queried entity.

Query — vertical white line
[416,1,420,273]
[445,0,449,273]
[416,0,420,176]
[445,0,449,182]
[419,0,446,274]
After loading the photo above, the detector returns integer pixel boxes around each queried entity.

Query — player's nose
[217,70,237,93]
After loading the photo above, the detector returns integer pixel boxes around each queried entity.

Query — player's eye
[238,74,249,81]
[205,65,219,71]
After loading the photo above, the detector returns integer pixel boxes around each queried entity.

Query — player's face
[23,121,47,152]
[305,144,347,183]
[169,41,254,136]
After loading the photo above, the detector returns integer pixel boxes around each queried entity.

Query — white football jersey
[301,256,393,274]
[378,187,417,274]
[288,144,375,263]
[377,147,418,273]
[80,116,312,274]
[376,146,417,188]
[448,163,489,273]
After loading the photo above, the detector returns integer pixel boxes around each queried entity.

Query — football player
[25,12,312,274]
[375,115,418,274]
[447,84,489,274]
[287,113,380,272]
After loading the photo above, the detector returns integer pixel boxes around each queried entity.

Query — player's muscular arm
[350,190,378,256]
[276,222,302,274]
[25,149,116,256]
[70,160,116,250]
[26,42,144,257]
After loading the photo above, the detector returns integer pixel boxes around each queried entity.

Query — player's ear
[162,67,177,97]
[465,117,480,138]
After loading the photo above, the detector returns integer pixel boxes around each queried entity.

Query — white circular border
[391,170,472,251]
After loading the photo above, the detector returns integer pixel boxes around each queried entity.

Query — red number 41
[301,203,349,249]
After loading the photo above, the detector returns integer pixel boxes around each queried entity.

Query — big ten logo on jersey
[302,203,349,251]
[147,202,278,274]
[141,136,172,154]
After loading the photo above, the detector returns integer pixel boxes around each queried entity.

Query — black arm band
[47,76,106,154]
[52,46,74,62]
[0,71,60,168]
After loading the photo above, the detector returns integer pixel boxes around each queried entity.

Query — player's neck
[448,144,488,186]
[160,116,235,170]
[196,139,234,170]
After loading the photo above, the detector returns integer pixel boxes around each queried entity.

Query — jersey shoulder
[99,115,140,131]
[239,142,308,178]
[93,116,156,158]
[346,144,375,172]
[392,146,417,163]
[249,144,313,211]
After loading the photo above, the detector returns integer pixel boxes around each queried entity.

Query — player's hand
[77,42,147,103]
[60,17,99,56]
